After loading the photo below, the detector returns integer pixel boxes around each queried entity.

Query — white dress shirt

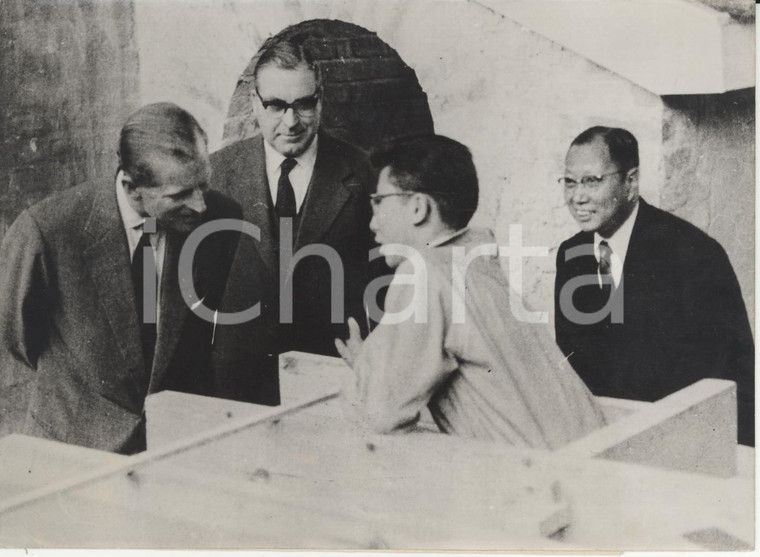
[263,135,319,213]
[116,171,166,327]
[593,201,639,288]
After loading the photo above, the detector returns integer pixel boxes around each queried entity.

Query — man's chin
[575,219,601,234]
[165,217,202,234]
[275,134,313,157]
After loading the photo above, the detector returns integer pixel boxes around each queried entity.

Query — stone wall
[0,0,139,236]
[0,0,140,435]
[662,89,755,328]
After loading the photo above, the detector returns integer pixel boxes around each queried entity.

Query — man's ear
[625,167,639,201]
[121,173,142,202]
[250,89,263,120]
[410,193,431,226]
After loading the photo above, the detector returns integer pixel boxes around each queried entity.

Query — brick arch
[222,19,434,151]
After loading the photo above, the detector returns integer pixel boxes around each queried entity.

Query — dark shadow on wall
[222,19,435,152]
[0,0,140,240]
[661,88,755,330]
[0,0,140,435]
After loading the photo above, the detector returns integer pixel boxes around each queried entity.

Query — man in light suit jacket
[554,126,754,446]
[0,103,244,454]
[211,31,381,361]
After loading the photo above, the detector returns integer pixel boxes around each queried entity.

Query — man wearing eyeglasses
[554,126,754,446]
[211,31,379,377]
[335,134,606,445]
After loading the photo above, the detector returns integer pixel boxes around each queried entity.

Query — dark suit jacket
[210,133,381,359]
[0,181,243,454]
[555,198,754,445]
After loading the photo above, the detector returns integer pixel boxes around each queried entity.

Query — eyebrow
[259,91,319,104]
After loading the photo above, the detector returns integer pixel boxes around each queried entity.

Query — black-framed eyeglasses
[253,85,321,117]
[558,169,631,189]
[369,192,416,208]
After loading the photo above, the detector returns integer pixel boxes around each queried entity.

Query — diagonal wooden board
[0,350,752,550]
[0,369,571,548]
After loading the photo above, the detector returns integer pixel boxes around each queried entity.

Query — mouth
[279,130,305,141]
[573,209,594,221]
[179,214,202,225]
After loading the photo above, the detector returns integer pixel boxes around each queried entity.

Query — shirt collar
[115,170,147,231]
[263,134,319,176]
[594,200,639,260]
[428,227,470,248]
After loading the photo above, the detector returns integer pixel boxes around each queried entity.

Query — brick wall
[222,19,434,151]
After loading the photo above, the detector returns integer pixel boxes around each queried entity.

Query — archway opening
[223,19,434,151]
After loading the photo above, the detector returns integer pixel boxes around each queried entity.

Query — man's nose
[570,185,590,203]
[369,212,378,233]
[187,188,207,213]
[281,107,299,128]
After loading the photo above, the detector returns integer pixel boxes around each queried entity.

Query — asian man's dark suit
[0,180,243,454]
[555,198,754,446]
[210,132,380,363]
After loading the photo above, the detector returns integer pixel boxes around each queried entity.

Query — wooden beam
[559,378,738,477]
[0,393,335,517]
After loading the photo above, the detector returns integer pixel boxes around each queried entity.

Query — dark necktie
[275,158,298,219]
[131,231,157,372]
[598,240,613,290]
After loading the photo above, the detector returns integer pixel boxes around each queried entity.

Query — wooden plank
[596,396,651,423]
[278,351,349,404]
[1,397,571,548]
[0,456,570,550]
[559,379,738,477]
[0,393,334,519]
[547,452,754,550]
[145,414,571,541]
[0,434,126,499]
[0,397,752,550]
[1,353,750,550]
[736,445,754,478]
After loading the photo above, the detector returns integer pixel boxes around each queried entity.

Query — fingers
[335,337,356,369]
[335,338,349,359]
[347,317,362,340]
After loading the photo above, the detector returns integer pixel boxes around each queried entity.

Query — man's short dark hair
[118,103,208,189]
[371,135,479,230]
[570,126,639,172]
[252,31,321,88]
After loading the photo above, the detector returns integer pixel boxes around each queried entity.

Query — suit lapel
[621,199,657,281]
[148,230,190,393]
[82,184,145,383]
[620,199,659,303]
[295,135,354,250]
[233,136,278,275]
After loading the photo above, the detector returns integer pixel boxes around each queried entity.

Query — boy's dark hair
[371,134,479,230]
